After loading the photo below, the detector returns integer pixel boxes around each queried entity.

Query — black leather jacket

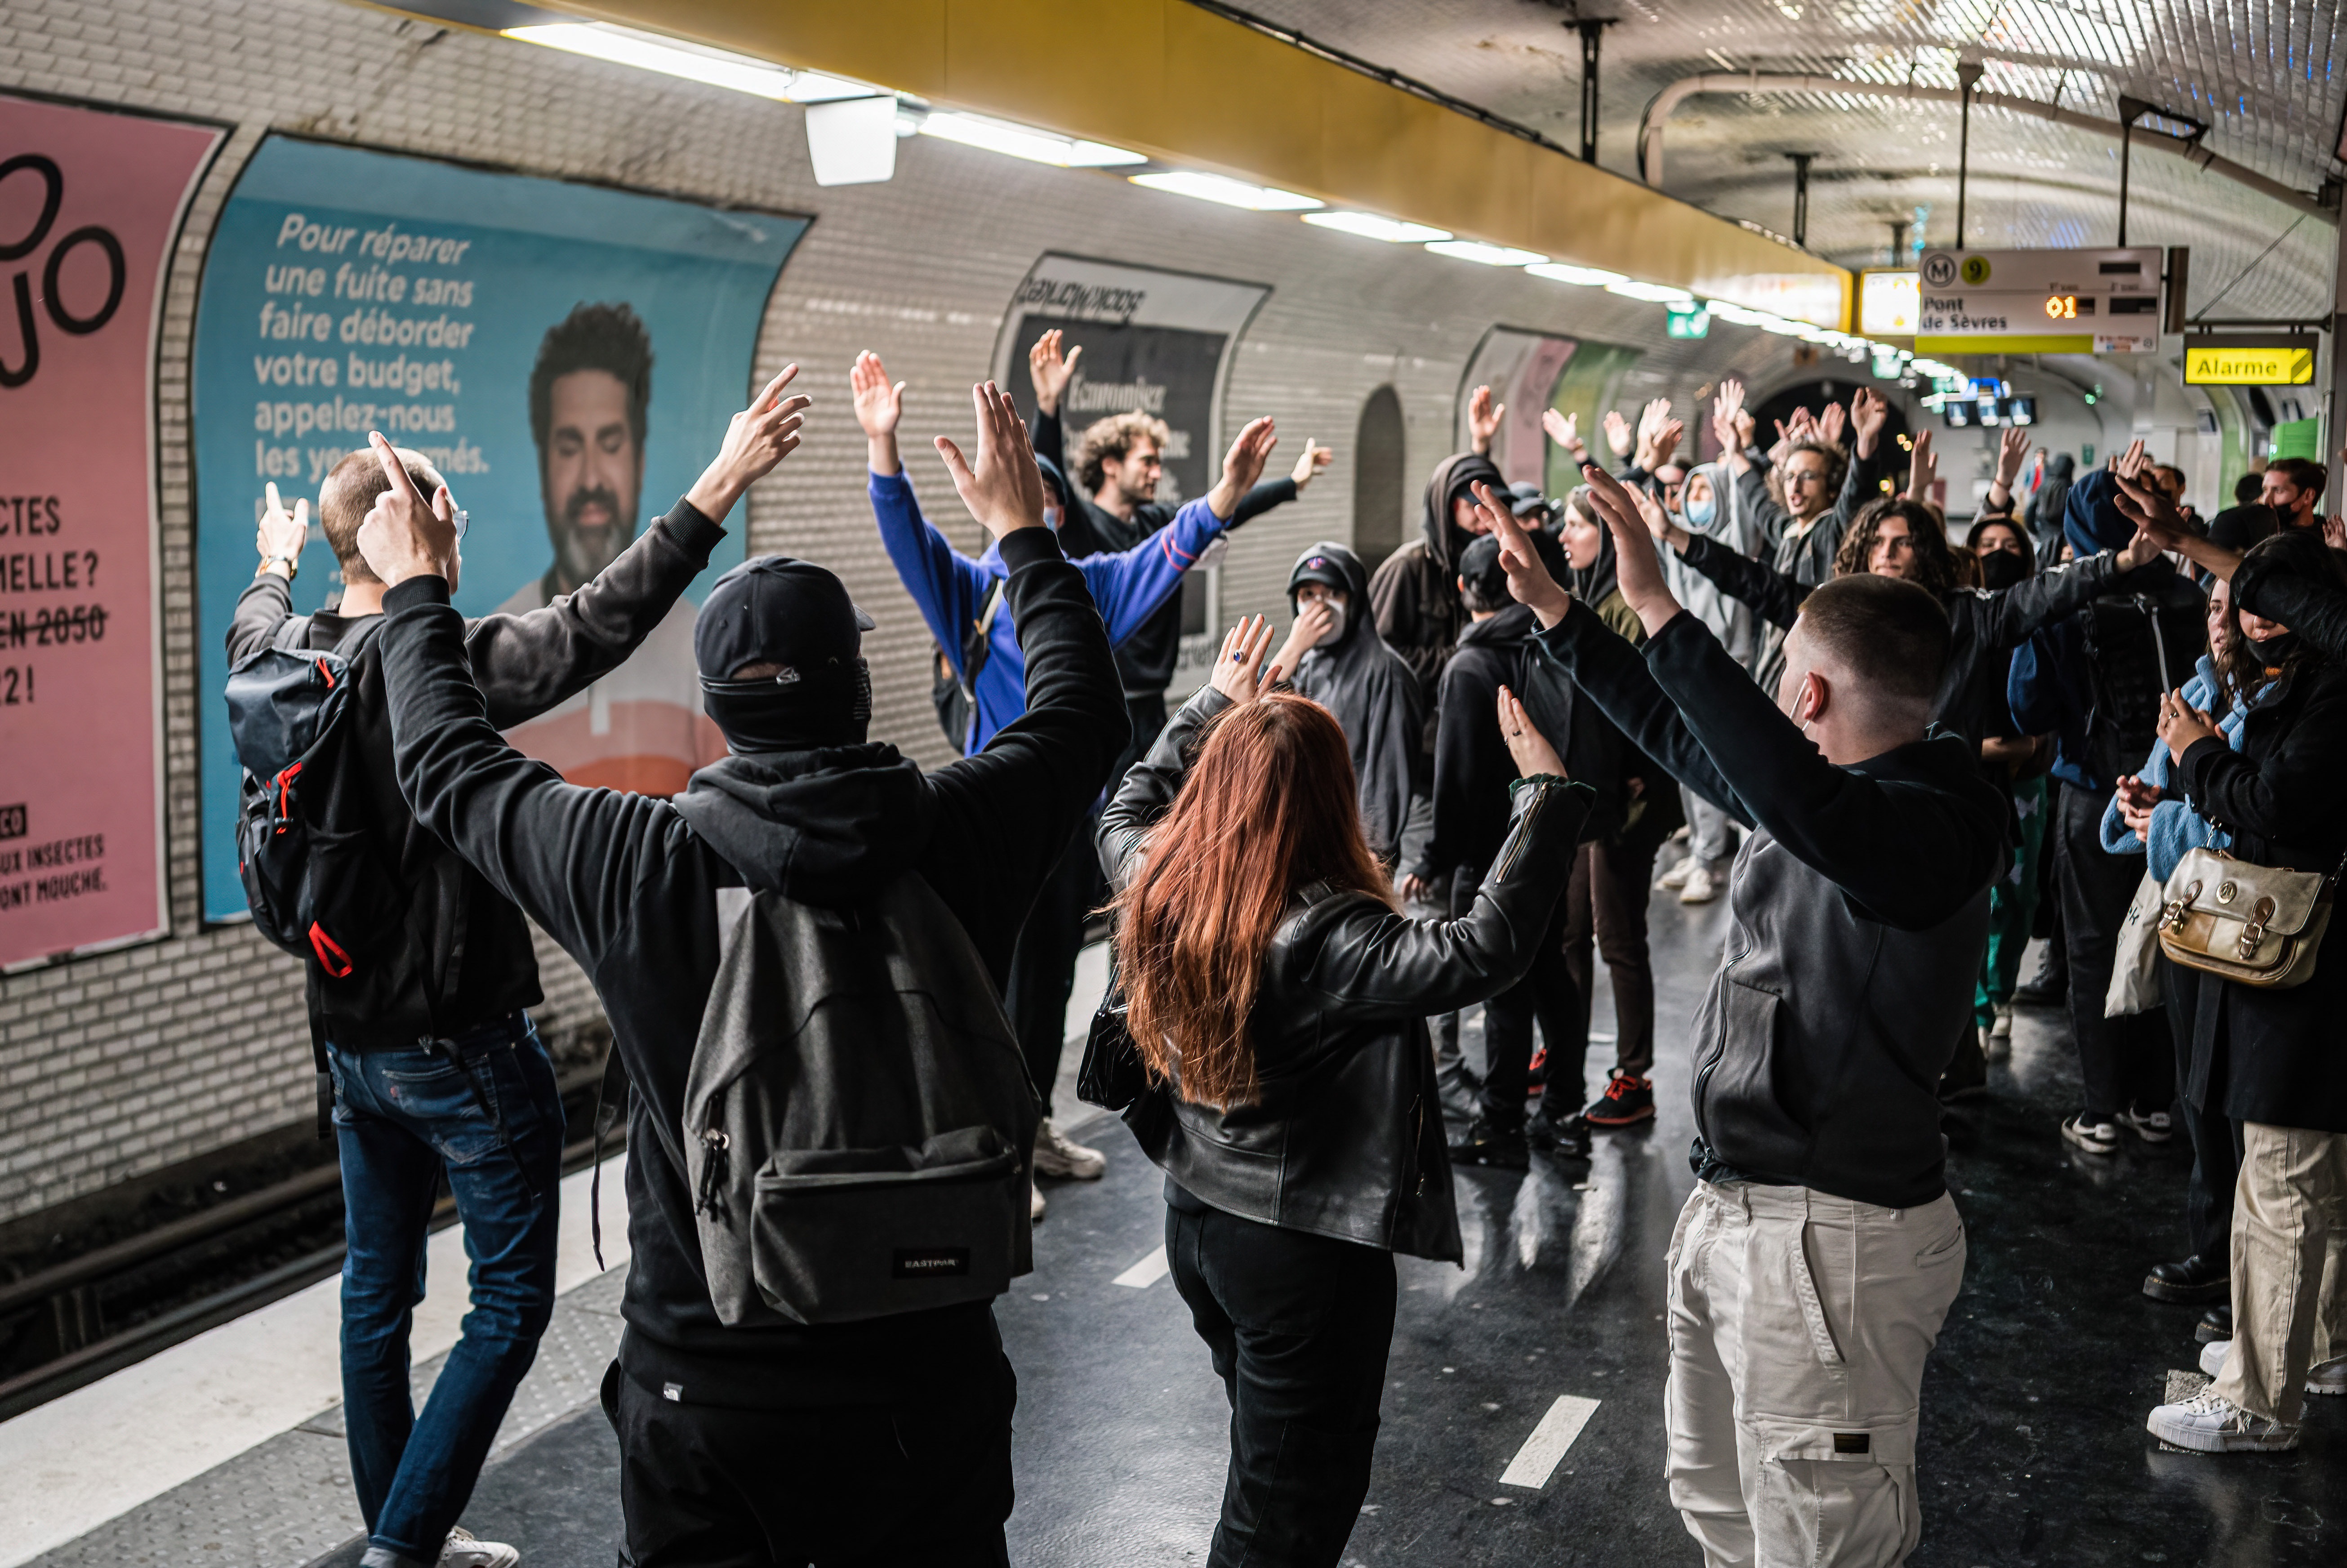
[1097,688,1587,1260]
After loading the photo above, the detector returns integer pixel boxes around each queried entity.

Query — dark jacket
[1098,686,1586,1261]
[1534,602,2008,1211]
[223,500,726,1048]
[1369,452,1506,748]
[2232,549,2347,665]
[2174,657,2347,1132]
[1030,401,1296,699]
[372,526,1128,1405]
[1672,530,2129,748]
[1285,541,1425,863]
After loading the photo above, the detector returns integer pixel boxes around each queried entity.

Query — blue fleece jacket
[870,468,1229,752]
[2096,655,2242,880]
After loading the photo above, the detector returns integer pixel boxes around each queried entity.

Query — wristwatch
[262,553,299,581]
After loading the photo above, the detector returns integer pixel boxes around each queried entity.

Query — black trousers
[1003,819,1101,1117]
[1166,1199,1397,1568]
[1562,837,1662,1079]
[600,1357,1015,1568]
[2054,780,2174,1118]
[2166,960,2245,1261]
[1478,900,1581,1131]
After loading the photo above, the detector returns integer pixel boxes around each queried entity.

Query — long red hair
[1111,694,1397,1108]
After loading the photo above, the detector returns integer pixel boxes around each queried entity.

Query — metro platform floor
[303,891,2341,1568]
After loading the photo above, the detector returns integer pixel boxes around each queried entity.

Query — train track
[0,1064,623,1422]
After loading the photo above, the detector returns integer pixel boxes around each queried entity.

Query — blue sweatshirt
[869,468,1231,752]
[2096,655,2241,881]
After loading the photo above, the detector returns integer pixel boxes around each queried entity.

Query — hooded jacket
[2027,452,2076,552]
[1533,601,2008,1211]
[1369,452,1505,748]
[223,499,726,1048]
[1285,541,1426,862]
[1662,461,1761,671]
[370,526,1127,1406]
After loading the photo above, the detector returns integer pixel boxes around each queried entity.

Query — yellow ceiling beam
[534,0,1852,325]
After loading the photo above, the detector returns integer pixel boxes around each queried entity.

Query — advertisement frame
[0,89,230,973]
[186,131,814,930]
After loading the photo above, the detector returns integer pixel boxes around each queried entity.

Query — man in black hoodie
[354,384,1127,1565]
[1368,446,1508,752]
[227,370,807,1568]
[1485,468,2006,1568]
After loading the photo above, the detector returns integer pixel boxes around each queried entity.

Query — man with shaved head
[1474,465,2007,1568]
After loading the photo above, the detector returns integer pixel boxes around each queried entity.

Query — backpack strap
[957,579,1008,749]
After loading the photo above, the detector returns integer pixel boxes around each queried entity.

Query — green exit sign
[1666,306,1711,339]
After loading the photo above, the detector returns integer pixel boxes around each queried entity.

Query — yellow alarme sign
[2183,343,2315,386]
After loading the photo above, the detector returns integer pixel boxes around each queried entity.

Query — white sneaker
[2061,1113,2120,1154]
[1030,1176,1046,1223]
[1678,865,1718,904]
[1033,1117,1106,1180]
[2146,1389,2300,1452]
[2118,1104,2174,1143]
[440,1529,519,1568]
[1991,1003,2013,1040]
[2199,1336,2347,1395]
[1657,855,1696,891]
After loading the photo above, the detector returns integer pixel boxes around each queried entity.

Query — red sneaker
[1584,1069,1656,1127]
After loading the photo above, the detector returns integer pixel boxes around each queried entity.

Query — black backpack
[2081,585,2208,788]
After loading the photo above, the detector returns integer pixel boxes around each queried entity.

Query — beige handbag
[2155,846,2339,990]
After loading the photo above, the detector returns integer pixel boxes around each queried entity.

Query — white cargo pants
[1664,1180,1966,1568]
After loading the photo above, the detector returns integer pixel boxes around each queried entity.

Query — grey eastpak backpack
[684,877,1040,1326]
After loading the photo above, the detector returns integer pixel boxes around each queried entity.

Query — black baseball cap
[695,556,875,683]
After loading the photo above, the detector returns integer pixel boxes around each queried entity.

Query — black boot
[1448,1116,1529,1171]
[2143,1252,2229,1304]
[1528,1111,1591,1161]
[2195,1305,2234,1343]
[2013,946,2067,1006]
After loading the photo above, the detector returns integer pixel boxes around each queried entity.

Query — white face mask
[1314,600,1348,647]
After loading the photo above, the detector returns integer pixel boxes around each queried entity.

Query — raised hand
[1496,684,1568,780]
[934,381,1046,540]
[1817,400,1848,450]
[1028,329,1082,417]
[1474,480,1570,627]
[1209,416,1278,519]
[2113,437,2148,481]
[1651,417,1686,468]
[1603,408,1634,459]
[1290,438,1335,490]
[1905,427,1937,502]
[1542,408,1584,457]
[1578,464,1683,634]
[850,350,906,476]
[1712,381,1750,472]
[1849,387,1888,458]
[1634,399,1672,470]
[257,481,309,575]
[355,432,459,591]
[1468,385,1505,456]
[688,364,810,523]
[1996,426,2030,490]
[1210,615,1280,705]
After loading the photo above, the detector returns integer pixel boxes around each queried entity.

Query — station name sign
[1913,247,2165,356]
[2182,335,2317,387]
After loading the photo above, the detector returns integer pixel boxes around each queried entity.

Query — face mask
[1683,490,1718,530]
[1977,550,2029,592]
[2248,628,2299,662]
[1314,600,1348,648]
[1042,505,1062,532]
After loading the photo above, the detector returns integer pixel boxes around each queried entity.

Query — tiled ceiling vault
[1230,1,2343,319]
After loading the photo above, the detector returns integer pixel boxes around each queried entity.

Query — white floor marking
[1112,1244,1170,1289]
[1499,1394,1603,1489]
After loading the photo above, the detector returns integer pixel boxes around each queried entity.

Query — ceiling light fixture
[504,23,872,102]
[1302,211,1453,243]
[1128,171,1323,210]
[1424,240,1547,267]
[919,111,1143,167]
[1527,263,1626,287]
[1605,279,1698,305]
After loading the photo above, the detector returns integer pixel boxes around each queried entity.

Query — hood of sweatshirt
[673,744,936,907]
[1457,601,1537,649]
[1420,452,1506,573]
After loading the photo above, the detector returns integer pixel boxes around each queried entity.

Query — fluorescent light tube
[1424,240,1547,267]
[505,24,873,102]
[920,111,1142,167]
[1128,171,1322,210]
[1302,211,1453,243]
[1527,263,1626,287]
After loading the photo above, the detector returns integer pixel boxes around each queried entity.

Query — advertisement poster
[992,253,1268,686]
[192,137,804,921]
[1455,327,1580,488]
[0,94,220,971]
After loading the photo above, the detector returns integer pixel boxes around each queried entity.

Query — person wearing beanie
[352,383,1129,1564]
[1267,541,1425,867]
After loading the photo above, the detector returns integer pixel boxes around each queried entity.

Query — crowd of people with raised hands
[225,320,2347,1568]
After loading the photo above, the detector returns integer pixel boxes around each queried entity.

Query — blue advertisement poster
[193,137,804,921]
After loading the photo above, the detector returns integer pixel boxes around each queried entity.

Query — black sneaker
[1527,1112,1591,1161]
[1448,1117,1529,1171]
[2012,959,2067,1006]
[2195,1305,2233,1343]
[1584,1069,1656,1127]
[2144,1252,2229,1304]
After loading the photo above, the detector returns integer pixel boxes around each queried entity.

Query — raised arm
[1960,548,2124,655]
[226,482,313,663]
[1675,530,1808,630]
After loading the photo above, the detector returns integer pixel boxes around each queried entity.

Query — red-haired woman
[1097,616,1586,1567]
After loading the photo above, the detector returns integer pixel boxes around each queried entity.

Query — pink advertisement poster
[0,95,220,969]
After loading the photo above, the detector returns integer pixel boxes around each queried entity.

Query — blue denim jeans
[328,1013,564,1566]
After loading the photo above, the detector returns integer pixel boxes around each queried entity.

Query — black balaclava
[695,556,877,751]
